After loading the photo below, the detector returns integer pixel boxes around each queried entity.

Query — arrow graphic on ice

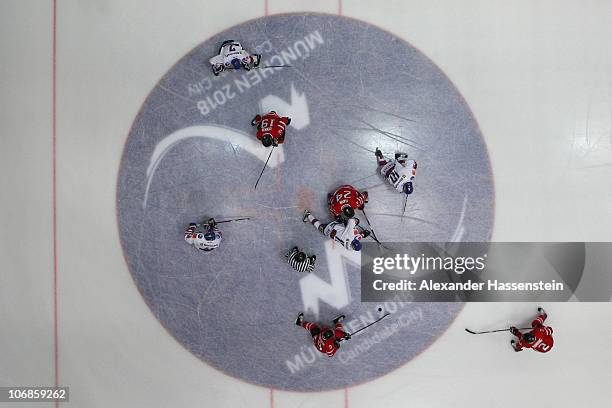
[260,84,310,130]
[299,241,359,318]
[142,125,285,208]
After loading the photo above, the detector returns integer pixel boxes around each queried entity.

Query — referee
[286,247,316,273]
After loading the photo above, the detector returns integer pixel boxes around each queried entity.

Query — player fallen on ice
[375,148,417,196]
[184,218,222,252]
[510,307,554,353]
[328,184,368,220]
[286,246,316,273]
[302,209,370,252]
[209,40,261,76]
[295,313,350,357]
[251,111,291,147]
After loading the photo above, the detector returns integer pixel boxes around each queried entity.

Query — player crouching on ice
[375,148,417,196]
[296,313,350,357]
[328,184,368,221]
[251,111,291,147]
[209,40,261,76]
[184,218,222,252]
[510,307,554,353]
[302,209,370,252]
[286,247,316,273]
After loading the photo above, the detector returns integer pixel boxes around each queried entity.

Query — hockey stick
[361,208,381,243]
[366,233,389,250]
[215,217,251,224]
[465,327,532,335]
[361,215,390,250]
[401,195,408,223]
[378,152,417,162]
[261,65,292,68]
[254,147,275,189]
[349,313,391,336]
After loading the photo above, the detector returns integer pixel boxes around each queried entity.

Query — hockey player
[295,313,350,357]
[286,246,316,273]
[510,307,554,353]
[184,218,222,252]
[251,111,291,147]
[209,40,261,76]
[302,210,370,251]
[328,184,369,220]
[375,148,417,195]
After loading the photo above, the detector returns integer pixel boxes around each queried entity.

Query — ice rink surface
[2,0,612,407]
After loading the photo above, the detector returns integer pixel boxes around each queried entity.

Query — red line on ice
[52,0,60,406]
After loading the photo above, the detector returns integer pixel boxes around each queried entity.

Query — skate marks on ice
[142,125,285,208]
[116,14,494,391]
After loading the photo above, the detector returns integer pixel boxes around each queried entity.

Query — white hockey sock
[308,214,320,229]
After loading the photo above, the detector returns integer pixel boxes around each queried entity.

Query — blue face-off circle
[117,14,494,391]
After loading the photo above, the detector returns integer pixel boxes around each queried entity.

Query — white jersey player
[184,218,222,252]
[209,40,261,76]
[302,210,370,251]
[375,148,417,195]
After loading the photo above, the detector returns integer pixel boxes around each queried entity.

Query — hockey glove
[251,115,262,126]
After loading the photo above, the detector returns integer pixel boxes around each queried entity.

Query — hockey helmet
[231,58,242,70]
[203,230,216,241]
[351,239,362,251]
[342,206,355,219]
[262,135,273,147]
[523,332,536,343]
[403,181,414,195]
[295,251,306,263]
[322,329,334,341]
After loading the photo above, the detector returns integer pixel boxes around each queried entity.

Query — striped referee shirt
[286,249,315,273]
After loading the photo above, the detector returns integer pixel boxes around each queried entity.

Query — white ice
[1,0,611,407]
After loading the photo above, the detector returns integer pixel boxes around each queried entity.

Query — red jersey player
[295,313,351,357]
[327,184,369,220]
[251,111,291,147]
[510,307,554,353]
